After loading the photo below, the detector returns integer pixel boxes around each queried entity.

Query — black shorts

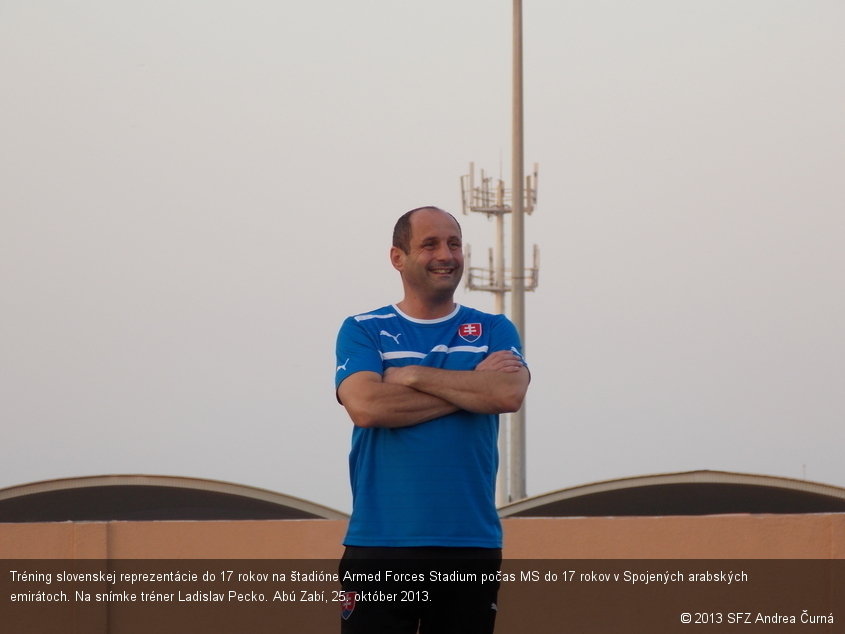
[339,546,502,634]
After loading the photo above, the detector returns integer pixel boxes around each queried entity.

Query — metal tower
[460,162,539,505]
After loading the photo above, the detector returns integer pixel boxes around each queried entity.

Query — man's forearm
[387,364,529,414]
[339,372,460,428]
[364,382,460,428]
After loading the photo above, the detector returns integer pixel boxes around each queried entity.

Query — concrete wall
[3,516,843,633]
[3,514,844,559]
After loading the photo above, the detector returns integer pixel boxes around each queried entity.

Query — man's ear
[389,246,405,272]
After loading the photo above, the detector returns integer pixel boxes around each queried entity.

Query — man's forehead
[409,209,462,239]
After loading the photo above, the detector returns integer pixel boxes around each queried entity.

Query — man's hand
[382,365,415,387]
[474,349,525,373]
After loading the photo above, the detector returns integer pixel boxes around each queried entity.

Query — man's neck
[395,297,457,321]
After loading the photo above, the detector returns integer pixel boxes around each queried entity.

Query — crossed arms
[337,350,530,428]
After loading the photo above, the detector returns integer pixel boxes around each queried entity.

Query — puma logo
[379,330,402,345]
[336,358,349,373]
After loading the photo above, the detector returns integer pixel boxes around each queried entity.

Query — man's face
[392,209,464,302]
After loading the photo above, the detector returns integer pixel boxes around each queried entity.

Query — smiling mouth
[429,266,457,276]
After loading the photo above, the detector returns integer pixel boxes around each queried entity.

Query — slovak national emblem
[458,323,482,343]
[341,590,358,620]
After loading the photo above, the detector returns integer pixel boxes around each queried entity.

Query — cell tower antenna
[459,0,535,505]
[459,161,539,505]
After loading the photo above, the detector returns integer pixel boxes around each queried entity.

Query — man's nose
[434,242,453,260]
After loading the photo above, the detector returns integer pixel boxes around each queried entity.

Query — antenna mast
[460,161,538,504]
[460,0,536,505]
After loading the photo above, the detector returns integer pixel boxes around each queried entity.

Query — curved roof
[499,470,845,517]
[0,475,348,522]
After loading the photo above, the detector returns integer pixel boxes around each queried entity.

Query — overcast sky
[2,1,843,513]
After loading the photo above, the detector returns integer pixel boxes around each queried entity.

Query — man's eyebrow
[418,233,461,243]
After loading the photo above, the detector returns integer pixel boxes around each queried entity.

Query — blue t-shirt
[335,303,525,548]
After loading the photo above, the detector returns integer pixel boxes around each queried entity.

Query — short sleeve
[335,316,384,390]
[487,315,527,366]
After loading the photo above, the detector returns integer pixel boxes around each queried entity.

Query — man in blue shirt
[335,206,529,633]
